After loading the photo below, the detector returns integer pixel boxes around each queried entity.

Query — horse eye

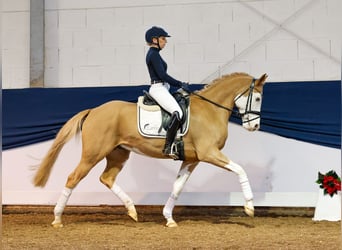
[255,97,261,102]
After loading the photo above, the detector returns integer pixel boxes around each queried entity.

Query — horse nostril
[254,124,259,129]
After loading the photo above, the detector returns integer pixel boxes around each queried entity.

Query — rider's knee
[174,109,183,119]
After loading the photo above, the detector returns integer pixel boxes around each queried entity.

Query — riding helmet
[145,26,171,43]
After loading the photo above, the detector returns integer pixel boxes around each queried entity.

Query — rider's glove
[181,82,191,93]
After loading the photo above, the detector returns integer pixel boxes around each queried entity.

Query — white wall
[2,0,341,88]
[2,124,340,206]
[2,0,30,88]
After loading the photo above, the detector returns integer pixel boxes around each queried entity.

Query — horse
[33,72,268,228]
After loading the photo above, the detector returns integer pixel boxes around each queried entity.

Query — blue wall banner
[3,81,341,150]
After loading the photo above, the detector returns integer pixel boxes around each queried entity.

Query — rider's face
[158,37,167,49]
[152,37,167,49]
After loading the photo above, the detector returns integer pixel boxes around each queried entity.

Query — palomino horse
[33,72,268,228]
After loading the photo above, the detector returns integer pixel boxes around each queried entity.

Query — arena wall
[3,123,340,207]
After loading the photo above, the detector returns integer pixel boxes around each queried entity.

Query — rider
[145,26,190,158]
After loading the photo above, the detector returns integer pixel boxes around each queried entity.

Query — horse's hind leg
[163,161,199,227]
[52,160,96,228]
[52,186,72,227]
[99,147,137,222]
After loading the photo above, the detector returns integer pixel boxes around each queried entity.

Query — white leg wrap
[173,172,190,198]
[163,169,190,219]
[111,183,134,208]
[163,195,177,219]
[227,161,253,201]
[54,187,73,217]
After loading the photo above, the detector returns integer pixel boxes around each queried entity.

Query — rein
[190,78,260,122]
[191,92,241,117]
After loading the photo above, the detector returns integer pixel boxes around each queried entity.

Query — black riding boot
[163,111,181,157]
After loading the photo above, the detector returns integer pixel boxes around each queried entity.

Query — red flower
[316,170,341,197]
[323,175,334,185]
[333,179,341,191]
[326,186,335,195]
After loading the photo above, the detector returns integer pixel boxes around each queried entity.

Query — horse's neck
[199,80,239,110]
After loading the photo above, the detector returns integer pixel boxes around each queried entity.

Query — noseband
[192,78,261,123]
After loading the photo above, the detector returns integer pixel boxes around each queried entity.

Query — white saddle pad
[137,96,190,138]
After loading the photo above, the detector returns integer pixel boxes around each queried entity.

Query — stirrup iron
[168,143,179,159]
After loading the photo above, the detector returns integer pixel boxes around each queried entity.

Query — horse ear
[257,73,268,85]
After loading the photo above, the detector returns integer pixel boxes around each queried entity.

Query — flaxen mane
[198,72,251,93]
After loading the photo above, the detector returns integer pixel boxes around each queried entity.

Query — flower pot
[313,190,341,221]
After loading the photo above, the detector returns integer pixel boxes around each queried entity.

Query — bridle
[191,78,261,123]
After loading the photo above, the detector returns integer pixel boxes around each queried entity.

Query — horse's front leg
[201,149,254,217]
[163,161,199,227]
[226,160,254,217]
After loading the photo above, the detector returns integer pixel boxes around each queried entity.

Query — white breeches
[149,83,183,118]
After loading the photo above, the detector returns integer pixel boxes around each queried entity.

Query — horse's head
[234,73,268,131]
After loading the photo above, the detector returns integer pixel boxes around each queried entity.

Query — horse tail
[33,109,91,187]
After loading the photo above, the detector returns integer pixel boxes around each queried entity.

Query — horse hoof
[128,210,138,222]
[244,205,254,217]
[51,221,63,228]
[166,219,178,228]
